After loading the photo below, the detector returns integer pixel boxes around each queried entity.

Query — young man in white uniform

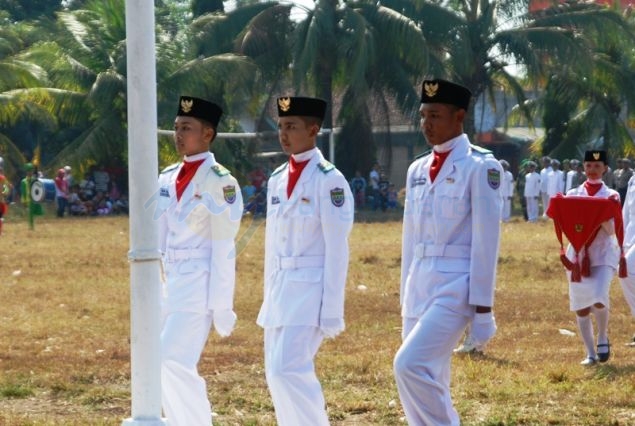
[156,96,243,425]
[524,162,541,222]
[394,79,502,425]
[500,159,514,222]
[619,173,635,345]
[257,96,354,425]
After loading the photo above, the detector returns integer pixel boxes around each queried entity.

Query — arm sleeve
[207,175,243,311]
[319,173,354,320]
[400,166,415,306]
[468,157,503,307]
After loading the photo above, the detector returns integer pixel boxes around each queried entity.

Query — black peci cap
[176,96,223,128]
[277,96,327,120]
[584,150,607,164]
[421,79,472,110]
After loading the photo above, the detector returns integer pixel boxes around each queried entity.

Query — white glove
[213,309,237,337]
[319,317,344,339]
[471,312,496,347]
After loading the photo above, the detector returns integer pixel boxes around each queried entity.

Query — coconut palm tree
[379,0,635,149]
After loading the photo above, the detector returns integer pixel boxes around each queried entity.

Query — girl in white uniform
[564,150,620,365]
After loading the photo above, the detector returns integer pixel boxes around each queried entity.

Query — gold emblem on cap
[424,82,439,97]
[278,97,291,112]
[593,152,600,160]
[181,99,193,113]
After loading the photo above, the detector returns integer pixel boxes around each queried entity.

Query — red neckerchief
[429,150,451,183]
[176,159,205,201]
[584,181,603,196]
[287,156,310,198]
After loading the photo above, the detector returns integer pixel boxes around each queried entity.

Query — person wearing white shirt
[540,156,552,217]
[500,159,514,222]
[524,162,541,222]
[258,96,354,426]
[394,79,502,425]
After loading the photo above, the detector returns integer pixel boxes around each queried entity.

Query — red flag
[546,194,627,282]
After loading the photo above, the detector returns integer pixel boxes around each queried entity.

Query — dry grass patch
[1,211,635,425]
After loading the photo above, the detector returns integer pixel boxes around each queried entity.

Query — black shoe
[597,341,610,363]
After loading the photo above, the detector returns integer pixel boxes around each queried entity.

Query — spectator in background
[566,159,579,192]
[540,156,552,218]
[248,165,267,192]
[54,168,69,218]
[80,171,96,201]
[69,184,88,216]
[547,159,564,200]
[562,159,573,193]
[93,166,110,194]
[350,170,367,209]
[603,163,615,189]
[616,158,633,206]
[369,163,380,210]
[387,183,398,209]
[377,173,390,212]
[571,160,586,188]
[516,160,529,221]
[524,161,541,223]
[500,159,514,222]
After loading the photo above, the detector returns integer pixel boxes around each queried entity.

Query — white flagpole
[122,0,166,424]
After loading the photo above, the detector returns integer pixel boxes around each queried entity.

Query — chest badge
[271,196,280,205]
[223,185,237,204]
[487,169,501,190]
[330,188,345,207]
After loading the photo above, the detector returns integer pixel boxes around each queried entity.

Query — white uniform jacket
[565,183,620,268]
[624,175,635,250]
[502,170,514,198]
[400,134,502,318]
[257,148,354,328]
[524,172,540,197]
[156,152,243,314]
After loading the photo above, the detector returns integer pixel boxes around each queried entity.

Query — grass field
[1,205,635,425]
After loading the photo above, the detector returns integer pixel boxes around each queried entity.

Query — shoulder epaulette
[211,163,230,177]
[415,149,432,160]
[317,160,335,174]
[470,144,492,155]
[160,163,179,174]
[271,162,288,177]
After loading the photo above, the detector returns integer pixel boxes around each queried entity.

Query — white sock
[577,315,596,358]
[592,306,609,350]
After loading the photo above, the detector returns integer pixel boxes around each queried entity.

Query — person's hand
[319,317,344,339]
[213,309,237,337]
[471,312,496,347]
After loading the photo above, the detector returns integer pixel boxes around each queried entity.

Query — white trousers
[264,326,328,426]
[394,304,469,426]
[620,245,635,316]
[541,191,550,216]
[161,311,213,426]
[526,197,539,222]
[502,198,512,222]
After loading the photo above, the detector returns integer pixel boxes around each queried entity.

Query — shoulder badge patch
[470,144,493,155]
[212,164,230,177]
[271,162,288,177]
[223,185,237,204]
[330,187,345,207]
[318,160,335,174]
[487,168,501,190]
[160,163,179,174]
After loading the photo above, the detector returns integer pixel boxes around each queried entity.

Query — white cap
[64,165,71,171]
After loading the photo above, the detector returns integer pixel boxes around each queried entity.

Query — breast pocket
[434,181,470,219]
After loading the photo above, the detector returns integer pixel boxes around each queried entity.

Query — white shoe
[580,356,597,366]
[454,336,483,354]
